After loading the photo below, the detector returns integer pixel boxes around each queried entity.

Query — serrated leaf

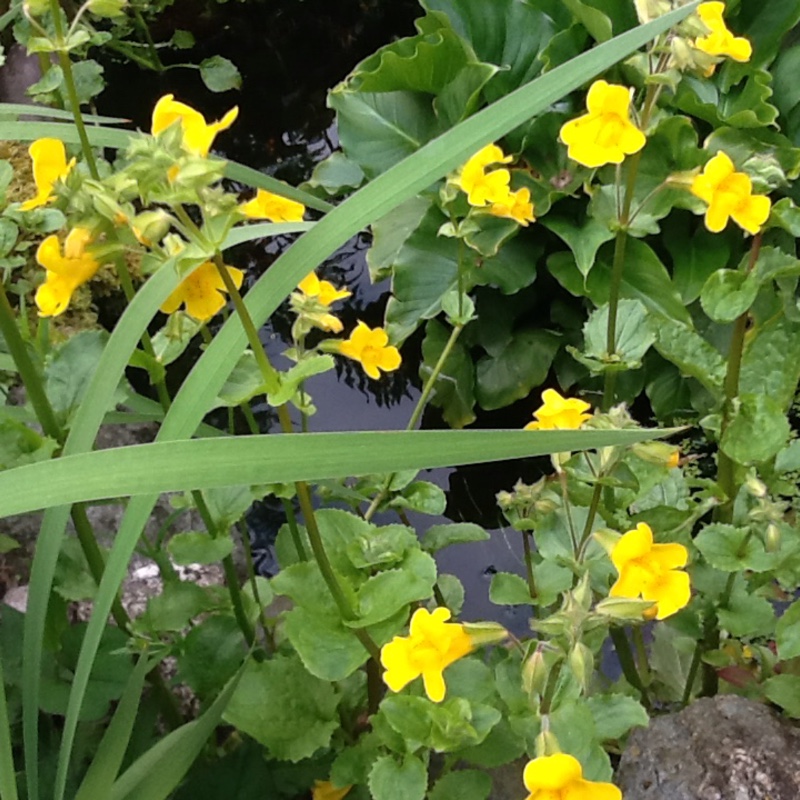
[776,600,800,661]
[200,56,241,92]
[167,532,234,566]
[429,770,491,800]
[720,393,790,465]
[177,614,245,697]
[718,593,774,637]
[653,317,726,397]
[489,572,532,605]
[542,214,615,279]
[763,674,800,717]
[579,298,655,371]
[700,269,758,323]
[224,655,340,761]
[586,694,649,740]
[694,523,774,572]
[369,754,427,800]
[421,522,489,552]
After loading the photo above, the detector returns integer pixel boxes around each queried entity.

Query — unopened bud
[632,441,681,468]
[595,597,655,621]
[568,642,593,691]
[765,523,781,553]
[461,621,508,648]
[87,0,127,17]
[24,0,49,15]
[132,210,172,247]
[633,0,670,23]
[522,647,549,697]
[744,473,768,499]
[534,728,561,758]
[572,573,592,611]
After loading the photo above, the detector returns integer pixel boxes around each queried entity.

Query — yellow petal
[35,235,64,273]
[646,569,691,620]
[35,273,76,317]
[523,754,583,791]
[732,194,771,235]
[650,542,689,571]
[421,668,447,703]
[611,523,654,572]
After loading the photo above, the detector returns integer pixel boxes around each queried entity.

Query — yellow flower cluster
[694,2,751,63]
[292,271,351,333]
[21,138,75,211]
[151,94,238,157]
[452,144,535,225]
[337,321,401,380]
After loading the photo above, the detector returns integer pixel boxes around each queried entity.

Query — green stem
[632,626,651,685]
[521,531,537,602]
[558,471,579,556]
[0,282,61,442]
[539,659,563,715]
[132,7,164,71]
[609,627,650,709]
[212,256,380,662]
[49,0,98,179]
[681,639,702,706]
[364,323,464,522]
[237,521,276,652]
[578,482,603,557]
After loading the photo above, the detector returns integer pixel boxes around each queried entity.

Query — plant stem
[364,322,464,522]
[521,530,537,602]
[49,0,98,179]
[609,627,651,709]
[212,256,380,661]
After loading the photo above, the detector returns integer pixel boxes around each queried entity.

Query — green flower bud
[522,647,549,697]
[593,528,622,556]
[24,0,50,16]
[87,0,127,17]
[595,597,655,621]
[132,210,172,247]
[568,642,593,692]
[765,523,781,553]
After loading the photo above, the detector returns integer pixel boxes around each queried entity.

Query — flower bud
[595,597,655,621]
[87,0,127,17]
[461,621,508,648]
[593,528,622,556]
[744,473,768,499]
[534,728,561,758]
[24,0,49,16]
[522,647,549,697]
[765,523,781,553]
[632,441,681,468]
[568,642,593,692]
[132,210,172,247]
[633,0,670,23]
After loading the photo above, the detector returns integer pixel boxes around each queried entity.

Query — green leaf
[673,71,778,129]
[367,197,430,282]
[0,532,19,553]
[548,238,691,324]
[355,549,437,627]
[369,754,427,800]
[167,532,234,566]
[666,224,731,305]
[717,593,775,638]
[420,318,476,428]
[0,415,57,470]
[652,318,726,397]
[177,615,245,697]
[199,56,242,92]
[271,561,347,616]
[268,355,335,408]
[476,328,559,410]
[694,523,775,572]
[138,582,217,632]
[429,770,491,800]
[202,484,256,530]
[586,694,649,740]
[347,524,418,569]
[45,331,126,424]
[706,127,800,184]
[775,600,800,661]
[700,269,758,323]
[436,573,465,614]
[735,0,800,71]
[65,60,104,104]
[576,298,654,372]
[385,206,460,342]
[421,522,489,553]
[435,62,499,129]
[763,674,800,717]
[211,351,268,408]
[561,0,613,41]
[468,231,540,294]
[489,572,532,605]
[282,606,369,681]
[740,315,800,411]
[301,152,365,198]
[388,480,446,515]
[720,393,790,465]
[26,65,64,97]
[224,654,339,761]
[329,90,439,177]
[543,214,615,280]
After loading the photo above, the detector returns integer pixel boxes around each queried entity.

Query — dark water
[91,0,547,630]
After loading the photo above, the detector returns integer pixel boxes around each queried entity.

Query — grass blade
[0,652,19,800]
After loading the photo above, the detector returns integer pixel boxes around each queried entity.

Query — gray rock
[617,695,800,799]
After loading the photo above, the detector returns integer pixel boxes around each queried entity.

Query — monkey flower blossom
[35,228,100,317]
[523,754,621,800]
[337,321,401,380]
[239,189,306,222]
[525,389,592,431]
[151,94,238,157]
[21,138,75,211]
[160,261,244,321]
[695,2,752,62]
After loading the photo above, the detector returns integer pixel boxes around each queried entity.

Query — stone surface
[617,694,800,800]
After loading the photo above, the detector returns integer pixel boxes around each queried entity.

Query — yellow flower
[559,80,646,168]
[610,522,690,620]
[297,271,351,306]
[523,754,621,800]
[160,261,244,321]
[239,189,305,222]
[35,228,100,317]
[312,781,352,800]
[21,138,76,211]
[337,321,401,380]
[695,2,752,62]
[525,389,592,431]
[151,94,239,157]
[667,448,680,469]
[489,186,535,226]
[452,144,513,206]
[690,151,771,234]
[380,607,473,703]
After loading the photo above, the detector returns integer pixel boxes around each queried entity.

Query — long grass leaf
[0,653,19,800]
[0,427,673,516]
[108,666,242,800]
[73,655,152,800]
[0,103,128,123]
